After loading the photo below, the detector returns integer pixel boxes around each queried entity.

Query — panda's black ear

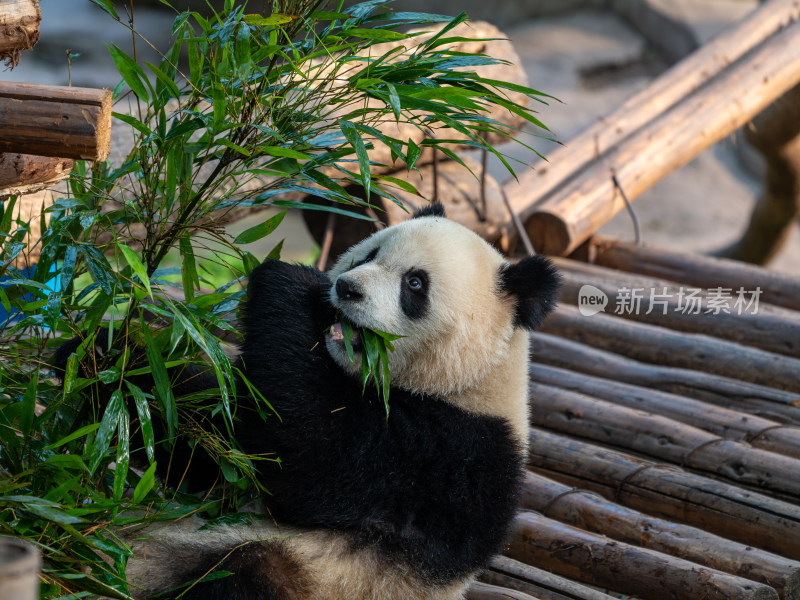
[499,256,561,330]
[412,203,446,219]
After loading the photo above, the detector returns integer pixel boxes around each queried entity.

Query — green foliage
[0,0,551,597]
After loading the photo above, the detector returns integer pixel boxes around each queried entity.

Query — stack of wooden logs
[466,240,800,600]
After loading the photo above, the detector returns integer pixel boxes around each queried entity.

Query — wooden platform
[476,240,800,600]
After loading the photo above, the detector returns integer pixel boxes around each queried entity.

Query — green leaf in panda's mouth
[333,315,402,418]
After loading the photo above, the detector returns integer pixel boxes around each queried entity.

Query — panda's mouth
[328,321,363,353]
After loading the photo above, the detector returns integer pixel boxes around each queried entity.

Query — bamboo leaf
[140,313,177,442]
[339,119,371,199]
[132,461,157,504]
[108,45,150,102]
[119,245,153,299]
[86,389,125,474]
[233,210,286,244]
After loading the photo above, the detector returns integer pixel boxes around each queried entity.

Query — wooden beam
[500,0,800,253]
[588,236,800,312]
[520,471,800,600]
[0,0,40,68]
[528,427,800,560]
[0,152,72,198]
[508,511,780,600]
[523,12,800,256]
[0,82,112,161]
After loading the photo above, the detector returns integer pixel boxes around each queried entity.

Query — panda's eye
[405,274,425,292]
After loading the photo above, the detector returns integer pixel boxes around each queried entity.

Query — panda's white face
[326,215,519,399]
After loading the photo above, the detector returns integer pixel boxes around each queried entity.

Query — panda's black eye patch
[352,247,379,269]
[401,269,429,320]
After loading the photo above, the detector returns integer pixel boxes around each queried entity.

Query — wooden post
[530,332,800,425]
[0,82,112,161]
[508,511,780,600]
[0,0,40,68]
[528,427,800,560]
[587,236,800,312]
[500,0,800,253]
[539,304,800,393]
[519,472,800,600]
[524,15,800,256]
[0,152,72,198]
[529,363,800,458]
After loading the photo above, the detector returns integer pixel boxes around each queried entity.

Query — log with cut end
[587,237,800,312]
[553,257,800,359]
[539,304,800,393]
[507,511,779,600]
[482,557,617,600]
[529,383,800,499]
[500,0,800,252]
[528,427,800,560]
[0,82,111,161]
[0,0,40,67]
[520,471,800,600]
[0,152,72,198]
[529,333,800,424]
[529,363,800,458]
[524,15,800,256]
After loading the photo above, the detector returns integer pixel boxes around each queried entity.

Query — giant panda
[66,204,561,600]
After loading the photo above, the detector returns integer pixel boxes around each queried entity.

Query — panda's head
[326,204,560,403]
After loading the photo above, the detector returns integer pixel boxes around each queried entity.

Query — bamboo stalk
[483,557,617,600]
[0,82,112,161]
[528,427,800,560]
[524,15,800,256]
[0,0,40,68]
[520,470,800,599]
[529,383,800,499]
[529,363,800,458]
[587,236,800,312]
[529,333,800,424]
[553,257,800,358]
[500,0,800,252]
[539,304,800,392]
[508,511,779,600]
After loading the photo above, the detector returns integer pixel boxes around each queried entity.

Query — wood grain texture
[0,0,40,67]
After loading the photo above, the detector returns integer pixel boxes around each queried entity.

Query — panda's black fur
[55,205,561,600]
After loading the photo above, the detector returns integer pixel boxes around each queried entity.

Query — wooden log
[527,427,800,560]
[529,333,800,424]
[0,82,112,161]
[500,0,800,253]
[529,383,800,499]
[508,511,780,600]
[553,257,800,358]
[525,15,800,256]
[483,557,617,600]
[0,0,40,68]
[0,152,72,198]
[466,581,539,600]
[587,236,800,312]
[529,363,800,458]
[520,471,800,599]
[539,304,800,392]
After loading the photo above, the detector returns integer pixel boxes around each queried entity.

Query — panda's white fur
[98,206,559,600]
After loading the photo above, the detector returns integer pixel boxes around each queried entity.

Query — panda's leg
[171,540,310,600]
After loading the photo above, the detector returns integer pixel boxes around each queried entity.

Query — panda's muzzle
[335,277,363,302]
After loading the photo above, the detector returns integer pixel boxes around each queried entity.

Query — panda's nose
[336,277,363,302]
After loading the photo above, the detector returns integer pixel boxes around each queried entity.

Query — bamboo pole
[0,0,40,68]
[520,472,800,599]
[529,383,800,499]
[500,0,800,252]
[508,511,779,600]
[553,257,800,359]
[466,582,539,600]
[539,304,800,392]
[482,557,617,600]
[529,333,800,424]
[529,363,800,458]
[588,237,800,312]
[0,82,112,161]
[524,15,800,256]
[528,427,800,560]
[0,152,72,198]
